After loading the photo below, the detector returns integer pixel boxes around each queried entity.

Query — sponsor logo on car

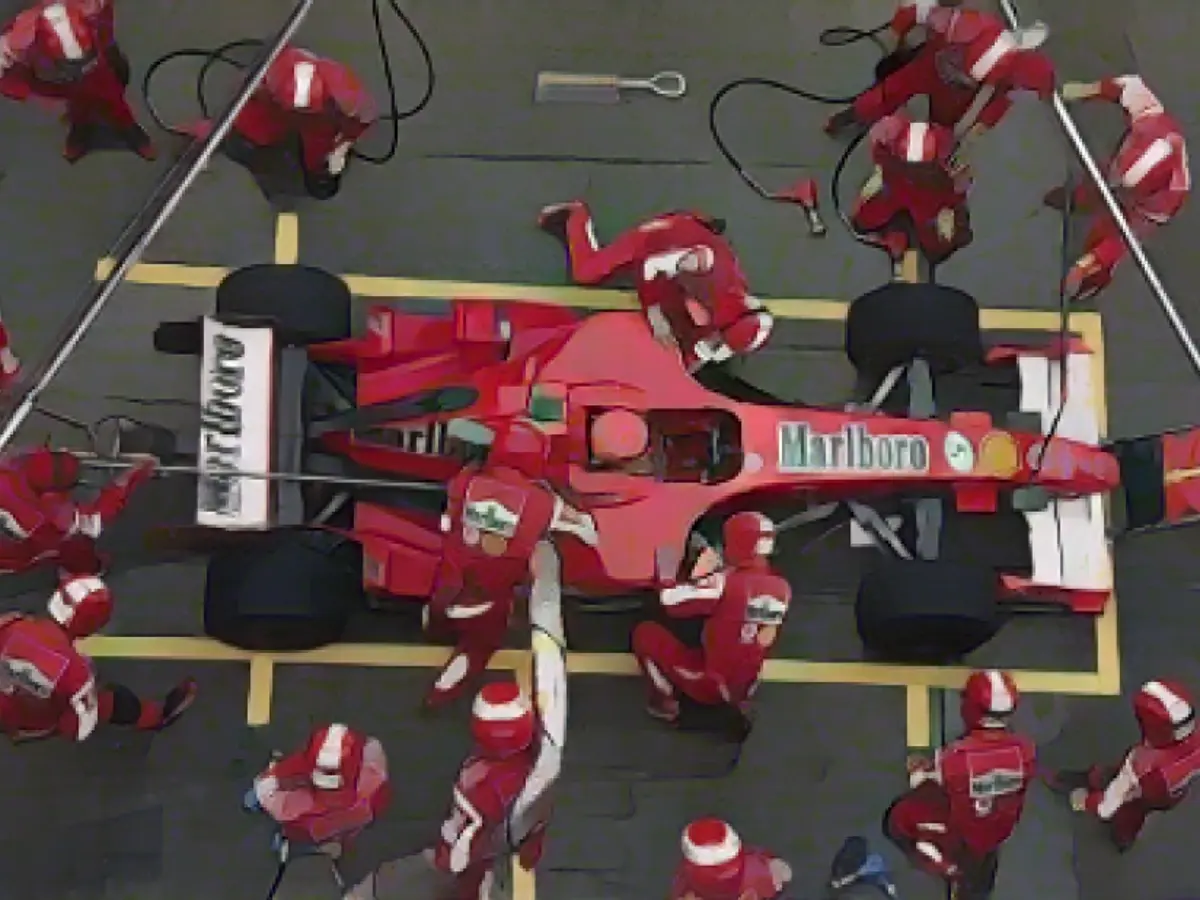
[463,498,522,538]
[197,319,273,529]
[778,423,931,474]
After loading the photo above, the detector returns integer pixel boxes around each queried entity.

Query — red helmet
[1003,50,1057,99]
[303,723,366,790]
[722,512,776,567]
[961,670,1019,729]
[1134,680,1196,748]
[47,574,112,640]
[35,3,93,63]
[23,449,81,493]
[892,119,955,165]
[266,47,330,112]
[471,681,535,757]
[679,819,744,897]
[720,310,774,355]
[590,409,649,464]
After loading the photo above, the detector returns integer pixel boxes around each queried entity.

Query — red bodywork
[309,301,1120,604]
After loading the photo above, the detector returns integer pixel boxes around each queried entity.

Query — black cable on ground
[706,24,888,248]
[141,0,434,165]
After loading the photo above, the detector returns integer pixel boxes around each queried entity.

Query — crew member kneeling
[854,111,973,273]
[245,723,390,858]
[885,670,1034,899]
[1045,76,1190,302]
[0,575,196,743]
[632,512,791,726]
[0,0,154,162]
[537,202,773,370]
[1054,679,1200,851]
[196,45,376,200]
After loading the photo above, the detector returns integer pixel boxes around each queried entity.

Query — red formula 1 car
[144,265,1185,661]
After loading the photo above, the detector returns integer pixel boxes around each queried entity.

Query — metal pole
[0,0,319,454]
[75,454,445,493]
[996,0,1200,377]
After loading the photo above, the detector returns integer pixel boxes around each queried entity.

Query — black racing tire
[204,531,363,652]
[855,559,1001,663]
[216,264,352,345]
[845,282,983,380]
[153,320,204,356]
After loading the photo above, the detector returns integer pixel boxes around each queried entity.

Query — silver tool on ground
[534,70,687,104]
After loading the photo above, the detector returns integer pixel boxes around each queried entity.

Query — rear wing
[1109,425,1200,535]
[197,317,306,530]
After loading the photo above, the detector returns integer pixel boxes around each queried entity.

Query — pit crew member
[825,3,1055,157]
[631,512,791,725]
[0,574,197,743]
[1043,76,1190,301]
[423,419,597,709]
[0,0,155,162]
[0,448,156,575]
[671,818,793,900]
[537,201,773,370]
[853,111,973,272]
[884,670,1035,898]
[345,541,568,900]
[1054,679,1200,851]
[193,45,376,200]
[244,723,391,858]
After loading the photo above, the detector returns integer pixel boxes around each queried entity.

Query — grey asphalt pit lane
[566,677,744,781]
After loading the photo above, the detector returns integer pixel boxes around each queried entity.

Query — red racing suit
[853,4,1048,133]
[0,1,144,144]
[228,46,376,177]
[0,449,155,575]
[853,112,973,263]
[886,727,1036,884]
[551,203,770,369]
[632,558,791,711]
[253,737,391,849]
[1077,732,1200,848]
[0,612,102,741]
[424,421,595,708]
[1057,76,1190,298]
[669,847,789,900]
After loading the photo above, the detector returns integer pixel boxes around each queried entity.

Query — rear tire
[845,282,982,380]
[855,559,1001,663]
[204,531,363,652]
[216,263,352,346]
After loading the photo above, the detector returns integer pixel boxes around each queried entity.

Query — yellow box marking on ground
[87,257,1116,696]
[274,213,300,266]
[511,661,537,900]
[906,686,931,748]
[247,655,275,725]
[95,258,229,288]
[81,634,253,661]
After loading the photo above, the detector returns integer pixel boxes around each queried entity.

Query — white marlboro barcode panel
[196,318,274,529]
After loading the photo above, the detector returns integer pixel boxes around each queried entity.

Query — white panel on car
[1017,353,1099,445]
[196,318,274,530]
[1025,495,1112,590]
[849,515,903,548]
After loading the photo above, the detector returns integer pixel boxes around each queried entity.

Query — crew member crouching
[632,512,791,728]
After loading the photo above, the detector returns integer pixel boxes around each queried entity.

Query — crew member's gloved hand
[243,787,262,811]
[326,140,352,175]
[1059,82,1093,102]
[769,857,793,890]
[1069,787,1089,812]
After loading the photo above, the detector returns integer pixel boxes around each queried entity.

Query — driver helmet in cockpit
[590,409,650,465]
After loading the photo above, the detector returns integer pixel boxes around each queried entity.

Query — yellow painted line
[94,258,1103,334]
[95,258,229,288]
[906,686,931,747]
[246,655,275,725]
[274,213,300,265]
[565,651,1106,694]
[512,860,536,900]
[265,643,528,671]
[81,635,253,660]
